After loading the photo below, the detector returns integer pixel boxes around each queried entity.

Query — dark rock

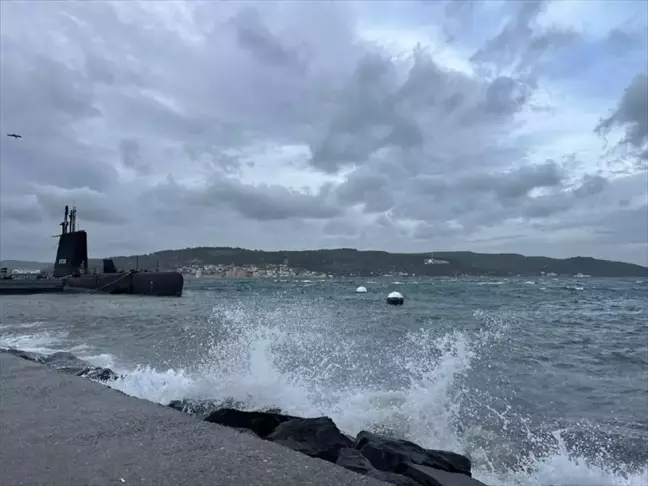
[219,397,250,411]
[203,408,299,438]
[337,447,374,474]
[336,448,419,485]
[2,347,45,363]
[355,431,472,477]
[400,464,488,486]
[169,397,266,416]
[266,416,353,463]
[80,367,119,381]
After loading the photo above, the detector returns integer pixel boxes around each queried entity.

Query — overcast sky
[1,0,647,265]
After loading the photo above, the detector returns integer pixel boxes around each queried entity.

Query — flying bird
[6,133,22,139]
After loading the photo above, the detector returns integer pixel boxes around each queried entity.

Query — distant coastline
[3,247,647,278]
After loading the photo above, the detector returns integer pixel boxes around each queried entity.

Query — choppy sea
[1,276,646,485]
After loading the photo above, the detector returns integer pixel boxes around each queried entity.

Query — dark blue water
[1,276,646,485]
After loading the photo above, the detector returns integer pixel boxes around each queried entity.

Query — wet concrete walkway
[0,352,382,486]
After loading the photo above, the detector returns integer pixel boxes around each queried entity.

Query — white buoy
[386,291,404,305]
[356,286,368,293]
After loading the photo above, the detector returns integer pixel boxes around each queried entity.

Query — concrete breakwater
[1,348,488,486]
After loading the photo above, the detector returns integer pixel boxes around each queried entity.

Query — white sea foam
[105,305,645,486]
[0,330,68,355]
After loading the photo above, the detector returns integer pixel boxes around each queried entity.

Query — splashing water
[93,301,646,486]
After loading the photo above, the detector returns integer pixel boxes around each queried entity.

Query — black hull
[0,279,65,295]
[64,271,184,297]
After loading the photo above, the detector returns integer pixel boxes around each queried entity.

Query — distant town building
[424,257,449,265]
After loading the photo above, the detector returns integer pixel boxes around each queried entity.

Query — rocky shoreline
[2,347,488,486]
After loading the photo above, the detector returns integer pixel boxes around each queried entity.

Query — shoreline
[1,347,488,486]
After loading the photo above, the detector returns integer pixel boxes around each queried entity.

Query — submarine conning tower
[53,205,89,278]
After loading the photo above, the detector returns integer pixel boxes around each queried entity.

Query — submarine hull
[0,279,65,295]
[64,272,183,297]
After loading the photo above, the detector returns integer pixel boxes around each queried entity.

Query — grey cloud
[519,172,610,219]
[323,218,359,237]
[531,202,647,249]
[119,139,145,172]
[605,28,647,55]
[182,143,241,174]
[0,137,118,193]
[0,22,117,192]
[335,168,395,213]
[147,177,341,222]
[596,74,648,161]
[231,8,303,69]
[529,172,646,229]
[441,160,563,201]
[392,160,564,219]
[444,0,476,20]
[84,52,116,85]
[32,185,128,225]
[0,42,100,123]
[443,93,465,113]
[470,1,546,68]
[413,222,465,240]
[203,181,341,221]
[478,160,564,200]
[591,204,648,245]
[484,76,534,115]
[0,196,43,224]
[521,193,573,219]
[387,164,605,236]
[573,174,608,198]
[470,1,578,76]
[309,46,534,174]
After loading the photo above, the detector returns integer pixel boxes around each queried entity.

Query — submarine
[53,205,184,296]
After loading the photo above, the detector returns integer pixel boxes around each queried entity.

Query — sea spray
[101,303,646,485]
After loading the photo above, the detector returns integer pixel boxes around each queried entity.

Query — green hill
[103,248,648,277]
